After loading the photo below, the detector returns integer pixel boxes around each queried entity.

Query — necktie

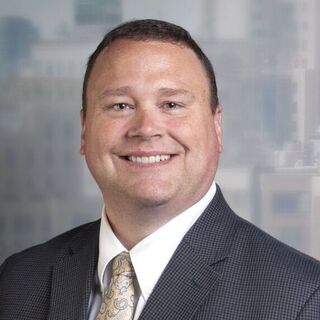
[97,251,136,320]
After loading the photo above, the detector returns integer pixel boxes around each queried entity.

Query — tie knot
[112,251,135,277]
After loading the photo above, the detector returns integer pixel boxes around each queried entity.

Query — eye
[111,103,131,111]
[164,102,180,109]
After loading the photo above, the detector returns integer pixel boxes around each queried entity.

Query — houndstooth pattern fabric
[97,252,135,320]
[1,186,320,319]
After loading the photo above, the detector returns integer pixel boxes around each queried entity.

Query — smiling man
[1,19,320,320]
[81,37,222,249]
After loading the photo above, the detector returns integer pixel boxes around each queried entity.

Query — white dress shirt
[88,181,216,319]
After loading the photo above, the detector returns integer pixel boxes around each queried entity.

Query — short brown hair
[82,19,219,116]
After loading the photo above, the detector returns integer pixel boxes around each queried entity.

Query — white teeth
[128,155,171,164]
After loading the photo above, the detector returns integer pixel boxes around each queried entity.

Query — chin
[130,189,175,208]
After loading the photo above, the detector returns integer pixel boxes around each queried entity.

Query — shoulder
[201,188,320,316]
[212,186,320,281]
[234,214,320,277]
[0,220,100,317]
[230,214,320,313]
[0,219,100,278]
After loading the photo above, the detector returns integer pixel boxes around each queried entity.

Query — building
[258,166,320,260]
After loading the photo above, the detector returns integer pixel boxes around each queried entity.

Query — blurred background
[0,0,320,264]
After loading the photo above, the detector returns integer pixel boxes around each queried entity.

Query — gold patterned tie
[97,251,136,320]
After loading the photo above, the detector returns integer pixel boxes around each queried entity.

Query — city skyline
[0,0,319,263]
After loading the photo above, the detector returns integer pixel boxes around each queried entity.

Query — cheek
[86,118,123,147]
[170,116,216,147]
[167,117,194,140]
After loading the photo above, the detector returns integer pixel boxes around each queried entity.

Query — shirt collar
[98,212,126,292]
[98,181,216,299]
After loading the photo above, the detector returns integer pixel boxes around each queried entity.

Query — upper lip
[118,151,175,157]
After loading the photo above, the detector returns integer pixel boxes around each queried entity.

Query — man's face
[80,39,222,214]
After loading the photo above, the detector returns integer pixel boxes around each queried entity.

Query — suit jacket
[1,186,320,319]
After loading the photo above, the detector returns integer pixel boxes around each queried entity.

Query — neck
[102,181,215,249]
[104,197,199,249]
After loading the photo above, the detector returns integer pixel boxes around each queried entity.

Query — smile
[127,155,171,164]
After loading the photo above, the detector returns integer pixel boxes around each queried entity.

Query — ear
[214,105,223,153]
[80,109,86,155]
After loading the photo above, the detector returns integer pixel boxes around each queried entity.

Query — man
[0,19,320,320]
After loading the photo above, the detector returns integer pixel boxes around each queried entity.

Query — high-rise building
[1,0,319,263]
[0,12,106,263]
[258,167,320,260]
[249,0,318,144]
[75,0,121,26]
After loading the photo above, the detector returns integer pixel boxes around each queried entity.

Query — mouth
[120,154,172,164]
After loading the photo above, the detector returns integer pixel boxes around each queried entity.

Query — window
[272,191,309,215]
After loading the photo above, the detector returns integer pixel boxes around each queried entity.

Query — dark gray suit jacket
[1,187,320,319]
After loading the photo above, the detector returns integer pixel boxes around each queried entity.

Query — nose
[127,108,163,139]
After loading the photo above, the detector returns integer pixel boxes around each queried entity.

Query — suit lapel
[138,186,238,320]
[48,221,100,320]
[138,240,224,320]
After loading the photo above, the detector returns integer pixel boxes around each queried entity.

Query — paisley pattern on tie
[97,252,136,320]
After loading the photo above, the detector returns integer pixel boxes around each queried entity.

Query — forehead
[98,38,199,62]
[87,39,210,98]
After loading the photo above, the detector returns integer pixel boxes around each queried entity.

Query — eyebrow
[98,86,132,99]
[98,86,196,101]
[158,87,195,101]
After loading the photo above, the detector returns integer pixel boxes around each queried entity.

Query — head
[82,19,219,118]
[80,19,222,225]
